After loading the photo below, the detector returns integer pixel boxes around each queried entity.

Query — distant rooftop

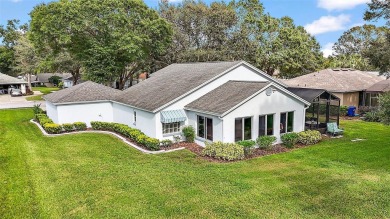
[0,72,27,85]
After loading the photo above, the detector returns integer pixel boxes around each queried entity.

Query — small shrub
[237,140,256,156]
[73,122,87,131]
[182,126,195,143]
[340,105,348,116]
[39,118,53,126]
[160,139,173,147]
[256,135,277,150]
[33,104,43,115]
[298,130,321,145]
[281,132,299,148]
[43,123,62,134]
[144,137,160,151]
[202,141,244,161]
[62,123,74,132]
[364,110,381,122]
[135,134,147,145]
[173,135,181,143]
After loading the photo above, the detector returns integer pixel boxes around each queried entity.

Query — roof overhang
[160,109,187,123]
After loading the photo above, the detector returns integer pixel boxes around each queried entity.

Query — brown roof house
[364,79,390,107]
[285,68,385,107]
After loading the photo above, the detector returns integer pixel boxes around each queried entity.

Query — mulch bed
[173,142,313,163]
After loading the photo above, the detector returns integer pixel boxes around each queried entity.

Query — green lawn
[26,87,60,101]
[1,108,390,218]
[32,87,60,94]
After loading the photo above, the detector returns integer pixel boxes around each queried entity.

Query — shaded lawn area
[1,109,390,218]
[32,87,60,94]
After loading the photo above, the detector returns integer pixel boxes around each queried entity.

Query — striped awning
[160,109,187,123]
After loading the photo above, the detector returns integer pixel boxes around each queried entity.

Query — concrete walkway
[0,91,45,109]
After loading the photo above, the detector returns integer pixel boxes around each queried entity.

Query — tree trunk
[27,73,32,92]
[71,67,80,85]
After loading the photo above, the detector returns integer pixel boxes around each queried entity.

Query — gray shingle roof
[287,87,328,102]
[285,69,385,92]
[185,81,270,115]
[44,81,122,104]
[36,73,72,83]
[115,61,242,112]
[366,79,390,92]
[0,73,27,85]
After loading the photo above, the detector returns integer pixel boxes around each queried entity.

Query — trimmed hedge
[202,141,244,161]
[281,133,299,148]
[73,122,87,131]
[62,123,74,132]
[43,123,62,134]
[90,121,160,151]
[256,135,277,150]
[298,130,322,145]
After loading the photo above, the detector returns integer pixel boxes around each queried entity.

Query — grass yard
[32,87,60,94]
[26,87,60,101]
[1,109,390,218]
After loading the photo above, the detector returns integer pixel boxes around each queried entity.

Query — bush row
[90,121,160,151]
[34,113,87,134]
[281,130,322,148]
[202,141,245,161]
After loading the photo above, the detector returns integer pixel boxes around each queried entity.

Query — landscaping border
[30,119,185,154]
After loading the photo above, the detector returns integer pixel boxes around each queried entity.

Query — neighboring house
[0,72,27,94]
[35,73,72,87]
[44,61,310,145]
[63,76,84,88]
[364,79,390,107]
[285,68,385,108]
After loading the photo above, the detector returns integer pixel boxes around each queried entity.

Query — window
[163,122,181,134]
[235,117,252,141]
[259,114,274,136]
[197,115,213,141]
[280,112,294,134]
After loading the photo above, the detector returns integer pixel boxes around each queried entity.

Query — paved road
[0,92,46,110]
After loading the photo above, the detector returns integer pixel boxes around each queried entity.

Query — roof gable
[0,73,27,85]
[185,81,270,115]
[44,81,122,104]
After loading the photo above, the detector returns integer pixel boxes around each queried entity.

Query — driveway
[0,92,46,110]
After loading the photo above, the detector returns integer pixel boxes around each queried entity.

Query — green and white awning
[160,109,187,123]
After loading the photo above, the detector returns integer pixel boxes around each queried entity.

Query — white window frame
[162,122,182,135]
[259,114,274,137]
[280,111,294,134]
[235,116,252,142]
[196,115,213,141]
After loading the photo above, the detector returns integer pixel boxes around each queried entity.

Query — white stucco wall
[163,65,270,111]
[221,86,306,143]
[56,102,113,127]
[46,101,59,123]
[112,102,157,138]
[186,110,223,146]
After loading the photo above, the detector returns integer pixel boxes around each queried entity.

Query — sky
[0,0,386,57]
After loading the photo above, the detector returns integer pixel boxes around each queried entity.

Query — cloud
[322,43,335,57]
[304,14,351,35]
[317,0,370,11]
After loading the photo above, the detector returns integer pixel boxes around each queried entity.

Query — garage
[0,72,27,95]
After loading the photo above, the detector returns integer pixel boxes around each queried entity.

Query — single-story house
[364,79,390,107]
[285,68,385,108]
[0,72,27,94]
[35,73,72,87]
[44,61,310,145]
[63,76,84,88]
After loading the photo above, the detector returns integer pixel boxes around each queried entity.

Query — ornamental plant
[202,141,244,161]
[256,135,277,150]
[237,140,256,156]
[62,123,74,132]
[73,122,87,131]
[297,130,321,145]
[281,132,299,148]
[182,126,195,143]
[43,123,62,134]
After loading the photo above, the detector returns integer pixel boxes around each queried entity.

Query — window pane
[197,116,204,138]
[287,112,294,132]
[206,118,213,141]
[235,118,242,142]
[280,113,286,134]
[267,114,274,135]
[244,117,251,140]
[259,116,266,136]
[365,93,370,106]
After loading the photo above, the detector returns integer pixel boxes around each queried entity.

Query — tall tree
[30,0,172,89]
[364,0,390,25]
